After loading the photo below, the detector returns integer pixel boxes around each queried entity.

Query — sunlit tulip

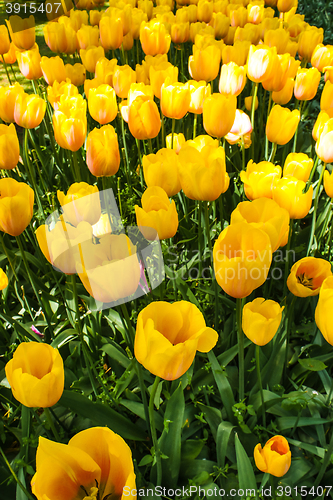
[77,25,99,50]
[187,80,211,114]
[135,301,218,380]
[219,62,246,96]
[0,25,10,55]
[213,222,272,298]
[143,148,181,196]
[0,179,34,236]
[228,6,247,28]
[128,96,161,140]
[272,177,313,219]
[113,64,136,98]
[178,145,229,201]
[41,55,67,85]
[161,81,190,119]
[5,342,64,408]
[138,0,154,19]
[0,123,20,170]
[324,66,333,84]
[283,152,313,182]
[277,0,294,11]
[266,105,300,146]
[14,92,46,129]
[240,160,282,200]
[88,84,117,125]
[140,20,171,56]
[58,182,101,227]
[106,5,132,36]
[311,44,333,72]
[53,95,87,151]
[16,45,42,80]
[272,78,294,105]
[222,40,250,66]
[149,62,178,99]
[230,198,289,252]
[298,26,324,62]
[312,110,333,142]
[246,44,277,83]
[315,276,333,346]
[47,80,78,111]
[210,12,229,39]
[43,22,77,54]
[65,63,86,86]
[95,57,117,87]
[171,22,190,44]
[99,15,123,51]
[0,269,8,290]
[0,82,24,123]
[254,436,291,477]
[244,95,258,111]
[0,42,17,64]
[188,44,220,83]
[203,93,237,138]
[225,109,252,146]
[90,10,103,26]
[294,67,321,101]
[315,119,333,164]
[80,45,105,73]
[131,8,148,39]
[262,53,291,93]
[6,15,35,50]
[234,24,260,45]
[197,0,213,22]
[242,298,284,346]
[31,428,136,500]
[287,256,332,298]
[182,134,219,152]
[324,170,333,198]
[66,9,89,31]
[86,125,120,178]
[166,132,186,153]
[263,28,289,54]
[320,81,333,112]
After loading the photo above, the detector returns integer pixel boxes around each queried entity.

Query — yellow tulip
[188,44,221,82]
[272,78,295,105]
[264,28,289,54]
[43,21,77,54]
[5,342,64,408]
[31,427,136,500]
[287,257,332,297]
[80,45,105,73]
[0,25,10,55]
[246,44,277,83]
[311,44,333,72]
[298,26,324,62]
[0,269,8,290]
[134,301,218,380]
[161,80,191,119]
[187,80,211,114]
[47,79,79,111]
[53,95,87,151]
[86,125,120,178]
[219,62,247,96]
[273,176,313,219]
[88,84,117,125]
[242,298,284,346]
[113,64,136,98]
[41,56,67,86]
[149,62,178,99]
[266,105,300,145]
[166,132,186,153]
[140,20,171,56]
[6,15,35,50]
[315,118,333,164]
[315,276,333,346]
[320,80,333,112]
[203,93,237,138]
[58,182,101,227]
[16,45,43,80]
[294,67,321,101]
[0,123,20,170]
[64,63,86,87]
[222,40,251,67]
[283,152,313,182]
[143,148,181,196]
[128,96,161,140]
[254,436,291,477]
[240,160,282,200]
[14,91,46,129]
[324,170,333,198]
[0,178,34,236]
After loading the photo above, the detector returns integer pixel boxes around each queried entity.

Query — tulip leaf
[101,343,130,369]
[158,381,185,489]
[59,390,146,441]
[277,416,333,430]
[298,358,327,371]
[235,434,258,498]
[216,421,235,469]
[51,329,77,349]
[196,403,221,440]
[207,351,235,424]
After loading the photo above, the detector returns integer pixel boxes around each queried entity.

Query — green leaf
[235,434,258,498]
[181,439,205,461]
[216,421,235,469]
[51,329,77,349]
[208,351,235,423]
[101,343,130,369]
[298,358,327,371]
[139,455,154,466]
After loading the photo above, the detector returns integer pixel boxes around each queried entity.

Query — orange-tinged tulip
[53,95,87,151]
[197,0,213,22]
[6,15,35,50]
[14,92,46,129]
[131,8,148,39]
[58,182,101,227]
[188,79,211,114]
[161,81,191,119]
[240,160,282,200]
[171,22,190,44]
[149,62,178,99]
[41,55,67,85]
[135,301,218,380]
[65,63,86,87]
[143,148,181,196]
[229,6,247,28]
[113,64,136,98]
[311,44,333,72]
[219,61,246,96]
[264,28,289,54]
[128,96,161,139]
[90,10,103,26]
[178,144,229,201]
[0,179,34,236]
[0,123,20,170]
[222,40,250,66]
[189,44,221,83]
[140,20,171,56]
[245,95,258,111]
[230,198,289,252]
[95,57,117,87]
[225,109,252,146]
[0,82,24,123]
[16,45,42,80]
[315,276,333,346]
[88,84,117,124]
[283,152,313,182]
[246,44,277,83]
[86,125,120,177]
[203,93,237,138]
[0,42,17,64]
[298,26,324,62]
[77,24,99,50]
[80,45,105,73]
[0,26,10,55]
[272,176,313,219]
[324,170,333,198]
[320,80,333,112]
[262,53,291,93]
[210,12,230,39]
[47,79,79,111]
[5,342,64,408]
[242,298,284,346]
[294,67,321,101]
[213,221,272,298]
[43,22,77,54]
[135,186,178,240]
[0,268,8,290]
[266,105,300,145]
[287,257,332,297]
[31,428,136,500]
[272,78,294,105]
[254,436,291,477]
[166,132,186,153]
[315,119,333,164]
[99,15,123,51]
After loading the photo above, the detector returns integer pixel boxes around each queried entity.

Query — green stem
[198,201,203,279]
[149,376,162,487]
[136,139,144,187]
[72,151,81,182]
[193,114,197,140]
[0,231,18,280]
[307,163,326,256]
[236,298,244,402]
[43,407,60,441]
[314,419,333,487]
[24,129,44,217]
[171,118,175,149]
[256,345,266,430]
[204,201,219,329]
[268,142,277,163]
[0,445,35,500]
[282,220,294,300]
[161,112,165,148]
[240,136,245,170]
[21,405,30,463]
[2,58,12,85]
[148,138,153,154]
[292,100,303,153]
[102,176,113,233]
[250,82,259,131]
[283,295,296,384]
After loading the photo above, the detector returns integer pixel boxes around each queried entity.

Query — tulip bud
[315,119,333,164]
[0,178,34,236]
[128,96,161,140]
[113,64,136,98]
[41,55,67,86]
[294,67,321,101]
[0,123,20,170]
[53,95,87,151]
[161,80,191,119]
[99,15,123,50]
[77,25,99,50]
[247,44,277,83]
[143,148,181,196]
[88,84,117,125]
[219,61,246,96]
[0,269,8,290]
[311,44,333,72]
[266,105,300,145]
[203,93,236,138]
[80,45,105,73]
[140,20,171,56]
[57,182,101,227]
[298,26,324,62]
[14,92,46,129]
[16,45,43,80]
[324,170,333,198]
[0,25,10,55]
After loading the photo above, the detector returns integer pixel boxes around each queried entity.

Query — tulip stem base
[43,407,60,441]
[236,298,245,402]
[149,375,162,487]
[255,345,266,431]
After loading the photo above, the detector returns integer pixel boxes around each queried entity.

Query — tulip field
[2,0,333,498]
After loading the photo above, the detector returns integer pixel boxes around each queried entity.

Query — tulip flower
[171,22,190,44]
[90,10,103,27]
[131,9,149,39]
[213,222,272,298]
[76,233,141,303]
[77,25,99,50]
[272,177,313,219]
[88,84,117,125]
[315,276,333,346]
[47,80,79,111]
[128,96,161,140]
[64,63,86,87]
[5,342,64,408]
[0,268,8,290]
[183,134,219,152]
[53,95,87,151]
[264,28,289,55]
[320,80,333,112]
[298,26,324,62]
[95,57,118,87]
[161,80,191,120]
[287,257,332,297]
[324,170,333,198]
[210,13,229,40]
[272,78,295,105]
[0,83,24,123]
[120,83,155,122]
[99,15,123,51]
[86,125,120,177]
[294,67,321,101]
[0,42,17,65]
[203,93,237,138]
[149,62,178,99]
[58,182,101,227]
[222,40,251,67]
[242,298,284,346]
[219,62,246,96]
[262,53,291,93]
[311,44,333,72]
[113,64,136,98]
[188,44,221,82]
[0,26,10,55]
[312,110,333,142]
[246,44,277,83]
[283,153,313,182]
[166,132,186,153]
[244,95,258,111]
[6,15,35,50]
[240,160,282,200]
[266,105,300,145]
[135,301,218,380]
[14,92,46,129]
[315,117,333,163]
[230,198,289,252]
[31,427,136,500]
[254,436,291,477]
[188,80,211,114]
[16,44,42,81]
[143,148,181,196]
[0,123,20,170]
[41,55,67,86]
[135,186,178,240]
[80,45,105,73]
[43,22,77,54]
[140,20,171,56]
[225,109,252,146]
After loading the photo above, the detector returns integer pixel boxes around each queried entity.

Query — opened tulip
[219,62,247,96]
[283,152,313,182]
[47,80,79,111]
[135,301,218,380]
[161,81,191,119]
[0,179,34,236]
[43,22,77,54]
[273,177,313,219]
[315,276,333,345]
[41,56,67,86]
[231,198,289,252]
[178,144,229,201]
[242,298,284,346]
[240,160,282,200]
[143,148,181,196]
[315,119,333,164]
[246,44,277,83]
[203,93,237,138]
[266,105,300,145]
[140,20,171,56]
[80,45,105,73]
[87,125,120,178]
[58,182,101,227]
[6,15,35,50]
[0,123,20,170]
[287,257,332,297]
[5,342,64,408]
[53,95,87,151]
[294,67,321,101]
[0,269,8,290]
[188,44,221,82]
[254,436,291,477]
[16,45,42,80]
[128,96,161,139]
[324,170,333,198]
[88,84,117,125]
[65,63,86,87]
[31,427,136,500]
[213,222,272,298]
[135,186,178,240]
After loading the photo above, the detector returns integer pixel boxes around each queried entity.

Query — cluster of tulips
[1,0,333,495]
